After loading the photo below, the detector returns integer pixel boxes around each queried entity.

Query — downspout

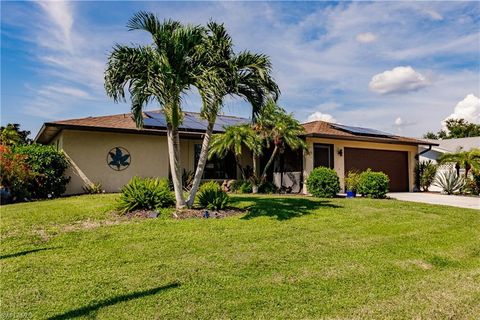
[415,145,432,160]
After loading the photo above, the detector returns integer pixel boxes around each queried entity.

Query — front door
[313,143,334,169]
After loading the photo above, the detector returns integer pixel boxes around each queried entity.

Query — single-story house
[419,137,480,191]
[35,111,437,194]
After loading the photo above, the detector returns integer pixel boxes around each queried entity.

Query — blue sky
[1,1,479,138]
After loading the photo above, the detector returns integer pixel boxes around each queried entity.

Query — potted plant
[345,170,360,198]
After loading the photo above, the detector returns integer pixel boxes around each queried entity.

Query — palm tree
[104,12,206,208]
[185,22,279,207]
[255,100,307,183]
[438,148,480,176]
[208,124,263,180]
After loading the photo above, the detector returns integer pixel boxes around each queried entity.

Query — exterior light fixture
[337,148,343,157]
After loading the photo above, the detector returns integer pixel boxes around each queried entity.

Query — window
[313,143,334,169]
[194,144,236,179]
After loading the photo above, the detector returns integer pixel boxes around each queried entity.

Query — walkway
[388,192,479,210]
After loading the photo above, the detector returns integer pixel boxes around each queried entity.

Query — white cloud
[423,9,443,21]
[36,1,74,50]
[39,85,91,99]
[443,94,480,125]
[369,66,430,94]
[306,112,337,123]
[355,32,377,43]
[394,117,403,126]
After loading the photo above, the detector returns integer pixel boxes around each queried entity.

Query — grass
[1,194,479,319]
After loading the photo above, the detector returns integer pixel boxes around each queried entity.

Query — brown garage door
[344,148,409,192]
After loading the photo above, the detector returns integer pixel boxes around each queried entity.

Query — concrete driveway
[388,192,479,210]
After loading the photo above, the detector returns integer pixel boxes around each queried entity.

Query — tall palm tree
[438,148,480,176]
[255,100,307,183]
[208,124,263,180]
[104,12,206,208]
[185,22,279,207]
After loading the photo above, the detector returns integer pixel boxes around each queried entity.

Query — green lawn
[1,194,479,319]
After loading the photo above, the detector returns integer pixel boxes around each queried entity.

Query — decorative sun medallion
[107,147,131,171]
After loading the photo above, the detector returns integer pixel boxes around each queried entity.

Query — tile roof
[35,112,437,146]
[423,137,479,152]
[301,120,436,146]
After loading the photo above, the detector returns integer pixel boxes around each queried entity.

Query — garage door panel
[344,148,408,192]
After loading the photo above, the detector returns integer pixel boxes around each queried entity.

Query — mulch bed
[120,208,247,220]
[123,210,160,219]
[173,207,246,219]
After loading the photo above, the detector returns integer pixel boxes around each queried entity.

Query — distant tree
[422,131,438,139]
[423,119,480,139]
[444,119,480,138]
[0,124,31,146]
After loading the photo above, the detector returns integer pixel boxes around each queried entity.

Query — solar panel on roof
[143,112,168,128]
[331,123,393,138]
[143,111,248,132]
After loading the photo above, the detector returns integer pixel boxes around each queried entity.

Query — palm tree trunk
[235,155,246,180]
[251,154,260,194]
[261,145,279,183]
[186,121,215,207]
[253,154,258,177]
[167,123,186,209]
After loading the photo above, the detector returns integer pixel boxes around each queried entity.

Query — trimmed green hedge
[306,167,340,198]
[357,169,390,199]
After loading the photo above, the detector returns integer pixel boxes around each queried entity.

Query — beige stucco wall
[303,137,418,193]
[56,129,252,195]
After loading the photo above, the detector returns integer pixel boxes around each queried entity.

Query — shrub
[258,181,277,194]
[117,177,175,213]
[197,181,229,210]
[0,145,36,202]
[306,167,340,198]
[464,171,480,195]
[83,182,104,194]
[182,169,194,191]
[433,170,465,195]
[357,169,390,199]
[231,180,252,194]
[415,160,437,191]
[344,170,360,192]
[13,144,70,199]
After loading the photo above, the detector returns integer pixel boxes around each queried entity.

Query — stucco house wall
[56,129,252,195]
[303,137,418,193]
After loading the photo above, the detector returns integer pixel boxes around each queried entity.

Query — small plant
[463,170,480,195]
[117,177,175,213]
[345,170,360,192]
[231,180,253,194]
[196,181,229,210]
[415,160,438,191]
[306,167,340,198]
[182,169,194,191]
[83,182,103,194]
[258,181,277,194]
[433,170,465,195]
[357,169,390,199]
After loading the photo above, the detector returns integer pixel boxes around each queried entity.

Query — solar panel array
[144,111,248,132]
[331,123,393,138]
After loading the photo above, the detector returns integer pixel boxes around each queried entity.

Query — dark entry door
[344,147,409,192]
[314,143,334,169]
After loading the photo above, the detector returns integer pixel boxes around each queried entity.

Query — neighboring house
[35,111,436,194]
[419,137,480,192]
